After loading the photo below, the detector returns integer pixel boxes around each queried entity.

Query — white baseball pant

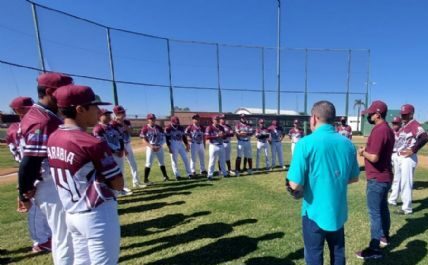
[190,142,206,173]
[223,142,231,161]
[388,153,417,213]
[169,141,192,177]
[66,200,120,265]
[28,200,52,245]
[124,142,141,185]
[208,143,227,177]
[113,154,127,187]
[291,142,296,156]
[34,177,73,265]
[237,140,252,158]
[271,141,284,167]
[256,141,270,169]
[145,146,165,167]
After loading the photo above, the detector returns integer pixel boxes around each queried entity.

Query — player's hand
[400,148,414,157]
[23,189,36,200]
[152,145,160,152]
[185,145,190,152]
[358,146,365,156]
[17,198,32,213]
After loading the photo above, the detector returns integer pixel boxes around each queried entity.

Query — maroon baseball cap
[259,119,264,124]
[37,72,73,89]
[147,113,156,120]
[192,114,200,120]
[54,85,111,108]
[99,108,113,116]
[212,115,220,120]
[219,114,226,119]
[113,105,126,114]
[392,116,402,124]
[9,97,34,109]
[362,100,388,115]
[272,120,278,125]
[340,116,346,121]
[171,116,179,124]
[294,119,299,124]
[400,104,414,115]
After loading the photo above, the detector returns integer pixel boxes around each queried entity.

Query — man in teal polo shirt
[287,100,360,265]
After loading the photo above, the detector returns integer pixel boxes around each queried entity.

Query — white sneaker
[229,170,236,176]
[133,183,147,189]
[120,189,133,196]
[235,170,240,177]
[282,165,287,170]
[247,169,253,175]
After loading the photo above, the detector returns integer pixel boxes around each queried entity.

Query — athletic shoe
[355,248,383,260]
[247,169,253,175]
[175,176,182,181]
[32,239,51,253]
[282,165,287,170]
[229,170,236,176]
[120,189,133,196]
[235,170,240,177]
[133,182,147,189]
[201,170,208,176]
[187,175,193,179]
[388,201,397,206]
[394,209,412,215]
[207,176,213,181]
[380,237,390,247]
[163,176,170,182]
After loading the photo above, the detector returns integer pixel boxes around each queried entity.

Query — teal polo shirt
[287,124,360,231]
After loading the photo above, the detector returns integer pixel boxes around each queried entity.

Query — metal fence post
[304,48,308,114]
[362,49,371,135]
[31,3,46,72]
[166,39,175,116]
[216,43,223,113]
[276,0,282,115]
[261,47,266,114]
[106,28,119,105]
[345,49,352,118]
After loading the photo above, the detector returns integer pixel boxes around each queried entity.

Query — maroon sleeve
[92,125,105,138]
[139,126,147,138]
[22,120,50,157]
[87,141,122,182]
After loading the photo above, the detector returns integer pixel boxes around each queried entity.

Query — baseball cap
[37,72,73,89]
[99,109,113,116]
[147,113,156,120]
[259,119,264,124]
[9,97,34,109]
[192,114,200,120]
[113,105,126,114]
[294,119,299,124]
[54,85,111,108]
[340,116,346,121]
[361,100,388,115]
[212,115,220,120]
[171,116,179,124]
[272,120,278,125]
[392,116,402,124]
[400,104,415,115]
[219,114,226,119]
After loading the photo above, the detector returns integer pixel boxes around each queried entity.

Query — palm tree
[354,99,365,133]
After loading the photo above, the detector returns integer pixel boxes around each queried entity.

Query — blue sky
[0,0,427,120]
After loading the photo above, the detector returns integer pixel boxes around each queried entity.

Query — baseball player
[112,105,143,188]
[337,116,352,140]
[18,72,74,264]
[47,84,123,265]
[268,120,285,169]
[165,116,192,180]
[288,119,304,156]
[205,115,228,180]
[219,114,235,175]
[388,104,428,214]
[235,114,254,176]
[140,113,170,183]
[184,114,207,177]
[255,119,270,170]
[93,109,132,195]
[7,96,52,253]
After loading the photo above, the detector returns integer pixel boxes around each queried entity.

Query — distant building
[234,107,301,116]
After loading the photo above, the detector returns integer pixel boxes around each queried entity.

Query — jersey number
[50,168,81,202]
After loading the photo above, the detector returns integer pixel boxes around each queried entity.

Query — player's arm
[286,141,307,199]
[18,156,43,202]
[411,131,428,154]
[92,142,124,191]
[348,146,360,184]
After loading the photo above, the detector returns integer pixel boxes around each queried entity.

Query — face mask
[367,114,375,125]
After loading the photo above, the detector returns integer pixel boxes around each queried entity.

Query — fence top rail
[26,0,369,52]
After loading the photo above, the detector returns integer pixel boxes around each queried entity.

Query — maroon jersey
[140,124,165,146]
[122,119,132,143]
[205,125,225,145]
[185,124,205,144]
[336,125,352,139]
[47,125,121,213]
[20,104,62,180]
[165,124,185,142]
[6,122,22,162]
[288,128,304,143]
[220,124,234,143]
[268,125,284,142]
[93,123,123,153]
[255,126,270,143]
[235,122,254,141]
[395,120,426,153]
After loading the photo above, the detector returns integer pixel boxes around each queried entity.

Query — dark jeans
[302,215,345,265]
[366,179,391,249]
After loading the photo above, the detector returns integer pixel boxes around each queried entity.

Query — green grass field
[0,139,427,264]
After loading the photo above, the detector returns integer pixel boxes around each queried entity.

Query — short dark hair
[37,86,47,99]
[311,100,336,124]
[59,105,90,119]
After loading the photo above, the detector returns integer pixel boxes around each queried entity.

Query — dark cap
[259,119,264,124]
[54,85,111,108]
[392,116,402,124]
[219,114,226,119]
[99,108,113,116]
[171,116,179,124]
[361,100,388,115]
[272,120,278,125]
[400,104,415,115]
[212,115,220,120]
[294,119,299,124]
[340,116,346,121]
[147,113,156,120]
[192,114,200,120]
[37,72,73,89]
[113,105,126,114]
[9,97,33,109]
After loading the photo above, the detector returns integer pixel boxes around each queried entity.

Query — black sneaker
[163,176,170,182]
[356,248,383,260]
[201,170,208,176]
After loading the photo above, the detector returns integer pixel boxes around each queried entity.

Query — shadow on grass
[121,211,211,237]
[131,183,213,196]
[414,181,428,190]
[118,201,185,215]
[245,247,304,265]
[119,191,192,204]
[144,232,285,265]
[364,240,427,265]
[120,219,258,262]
